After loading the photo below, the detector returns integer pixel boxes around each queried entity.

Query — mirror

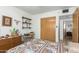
[63,20,72,44]
[59,14,73,45]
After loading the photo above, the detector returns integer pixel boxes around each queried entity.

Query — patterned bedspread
[6,39,57,53]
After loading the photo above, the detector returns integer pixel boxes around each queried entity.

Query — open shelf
[22,16,32,29]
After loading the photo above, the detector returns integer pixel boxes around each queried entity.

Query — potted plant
[10,28,19,36]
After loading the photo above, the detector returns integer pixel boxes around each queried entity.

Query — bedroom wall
[0,6,32,36]
[32,7,77,42]
[0,6,77,42]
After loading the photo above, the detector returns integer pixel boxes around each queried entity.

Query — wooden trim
[72,8,79,43]
[41,16,56,20]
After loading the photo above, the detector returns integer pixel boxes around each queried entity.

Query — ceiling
[15,6,72,15]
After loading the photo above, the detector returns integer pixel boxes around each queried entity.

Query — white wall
[0,6,32,36]
[0,6,77,42]
[32,7,77,42]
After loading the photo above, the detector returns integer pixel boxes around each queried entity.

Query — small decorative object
[0,36,5,38]
[5,34,10,38]
[2,16,12,26]
[10,28,19,36]
[14,19,21,25]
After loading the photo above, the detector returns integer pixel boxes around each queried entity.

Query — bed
[6,39,58,53]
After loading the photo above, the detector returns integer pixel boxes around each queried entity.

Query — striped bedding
[6,39,57,53]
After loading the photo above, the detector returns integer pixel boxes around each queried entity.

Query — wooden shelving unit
[22,16,32,29]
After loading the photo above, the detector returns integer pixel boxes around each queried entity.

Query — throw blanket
[6,39,57,53]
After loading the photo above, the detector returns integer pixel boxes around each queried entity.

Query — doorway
[63,20,72,43]
[59,15,73,45]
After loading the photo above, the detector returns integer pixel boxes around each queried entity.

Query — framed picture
[2,16,12,26]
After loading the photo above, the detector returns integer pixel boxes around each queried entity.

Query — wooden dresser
[0,36,22,52]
